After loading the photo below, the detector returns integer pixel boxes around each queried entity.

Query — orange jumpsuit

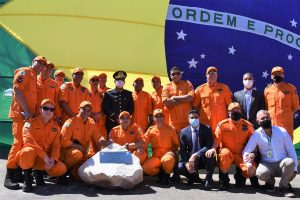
[7,66,38,169]
[161,80,194,132]
[132,90,153,132]
[88,90,107,156]
[193,82,232,132]
[60,116,101,179]
[214,118,254,177]
[59,82,90,123]
[109,123,147,164]
[17,117,67,176]
[142,124,179,175]
[264,82,299,140]
[36,76,61,118]
[152,86,169,123]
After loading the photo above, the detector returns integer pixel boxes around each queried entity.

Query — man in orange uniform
[54,70,65,88]
[142,109,179,184]
[17,99,67,192]
[4,56,47,190]
[59,67,90,124]
[193,66,232,132]
[132,77,153,132]
[60,101,104,182]
[36,61,61,123]
[88,75,107,156]
[151,76,169,123]
[162,67,194,132]
[98,73,110,96]
[206,102,257,190]
[109,111,147,164]
[264,66,299,140]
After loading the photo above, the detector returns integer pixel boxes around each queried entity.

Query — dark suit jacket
[179,124,214,162]
[233,89,265,129]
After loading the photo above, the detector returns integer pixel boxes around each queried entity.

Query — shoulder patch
[60,84,66,90]
[52,127,58,132]
[241,123,248,131]
[24,122,31,128]
[217,88,223,92]
[63,123,70,128]
[284,90,290,94]
[129,130,135,135]
[19,71,26,76]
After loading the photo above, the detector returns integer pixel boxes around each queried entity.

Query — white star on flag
[200,53,206,59]
[294,112,299,119]
[290,19,297,27]
[176,30,187,41]
[228,46,236,55]
[288,54,293,61]
[262,70,269,79]
[187,58,198,69]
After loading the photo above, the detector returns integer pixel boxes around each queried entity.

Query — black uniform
[103,88,134,133]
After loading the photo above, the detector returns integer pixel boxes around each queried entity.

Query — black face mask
[273,75,283,83]
[260,119,272,129]
[231,112,242,121]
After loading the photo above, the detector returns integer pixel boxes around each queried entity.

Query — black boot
[170,166,181,182]
[14,167,24,183]
[219,172,229,190]
[57,173,69,185]
[33,170,46,186]
[250,176,260,188]
[4,168,20,190]
[234,167,246,187]
[22,169,33,193]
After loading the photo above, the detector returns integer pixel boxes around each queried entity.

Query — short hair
[256,110,269,119]
[188,109,199,116]
[170,66,181,73]
[243,72,254,79]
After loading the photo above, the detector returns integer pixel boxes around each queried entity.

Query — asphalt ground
[1,159,300,200]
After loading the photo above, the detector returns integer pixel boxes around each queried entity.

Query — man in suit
[177,109,216,190]
[233,72,265,129]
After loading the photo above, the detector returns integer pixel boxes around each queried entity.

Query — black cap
[113,70,127,80]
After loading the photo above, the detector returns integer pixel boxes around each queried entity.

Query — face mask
[189,118,200,128]
[230,112,242,121]
[273,75,283,83]
[243,80,253,89]
[260,119,272,129]
[115,80,125,88]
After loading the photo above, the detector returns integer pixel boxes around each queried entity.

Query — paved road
[0,159,299,200]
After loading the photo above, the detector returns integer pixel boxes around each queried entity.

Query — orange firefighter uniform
[59,82,90,123]
[142,124,179,176]
[264,83,299,140]
[214,118,254,177]
[152,86,169,123]
[193,82,232,132]
[60,115,101,172]
[161,80,194,132]
[17,116,67,176]
[109,123,147,164]
[132,90,153,132]
[7,66,40,169]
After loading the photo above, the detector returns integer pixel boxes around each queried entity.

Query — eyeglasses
[171,72,181,76]
[154,115,164,118]
[207,71,218,75]
[90,79,99,83]
[41,106,55,112]
[81,107,92,112]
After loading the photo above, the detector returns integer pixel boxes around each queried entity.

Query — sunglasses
[207,71,218,75]
[90,78,99,83]
[41,106,55,112]
[171,72,181,76]
[81,107,92,112]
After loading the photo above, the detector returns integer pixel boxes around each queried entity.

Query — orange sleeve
[54,85,61,117]
[192,87,201,108]
[13,69,29,91]
[109,129,117,142]
[291,85,300,112]
[147,93,153,115]
[91,124,101,153]
[60,120,74,148]
[161,85,170,102]
[171,128,179,151]
[186,80,195,97]
[22,122,47,159]
[264,88,269,109]
[50,126,61,161]
[224,85,232,107]
[247,123,254,140]
[214,124,222,147]
[59,83,69,102]
[142,129,152,149]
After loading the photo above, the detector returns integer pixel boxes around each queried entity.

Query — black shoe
[22,169,33,193]
[263,182,275,192]
[170,173,181,182]
[33,170,46,186]
[57,174,69,185]
[219,172,229,190]
[4,168,20,190]
[279,187,296,198]
[204,179,213,190]
[234,168,246,188]
[287,183,295,193]
[14,167,24,183]
[250,176,260,188]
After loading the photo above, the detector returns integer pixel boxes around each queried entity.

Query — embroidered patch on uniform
[19,71,25,76]
[217,88,223,92]
[242,124,248,131]
[64,123,70,127]
[284,91,290,94]
[24,122,31,128]
[52,128,57,132]
[60,84,66,90]
[129,131,135,135]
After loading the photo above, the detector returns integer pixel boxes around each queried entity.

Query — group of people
[3,56,299,198]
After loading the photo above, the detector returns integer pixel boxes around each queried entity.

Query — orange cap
[119,111,130,118]
[271,66,284,74]
[46,60,54,68]
[33,56,47,65]
[206,66,218,74]
[151,76,161,81]
[99,73,107,78]
[54,70,65,76]
[228,102,241,111]
[89,75,99,81]
[79,101,92,108]
[153,109,164,117]
[40,99,55,107]
[134,77,144,83]
[73,67,84,74]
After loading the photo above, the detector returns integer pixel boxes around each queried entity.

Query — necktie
[192,128,199,153]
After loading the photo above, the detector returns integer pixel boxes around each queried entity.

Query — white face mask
[243,80,253,89]
[115,80,125,88]
[189,118,200,128]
